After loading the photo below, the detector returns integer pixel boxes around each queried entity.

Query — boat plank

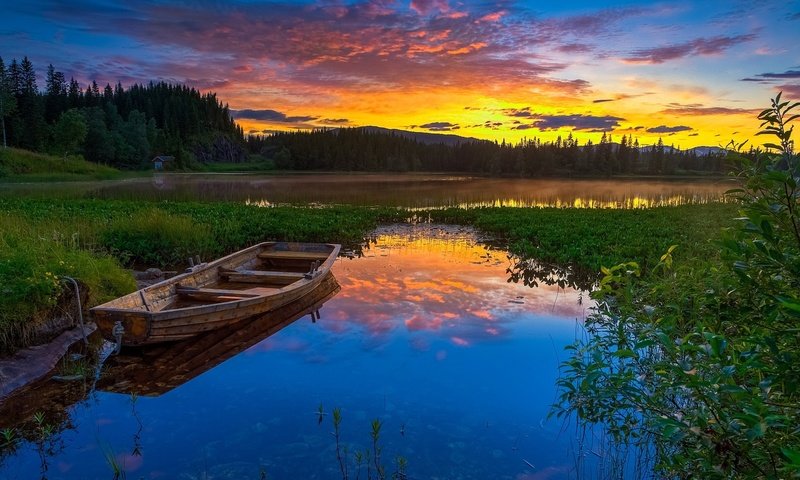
[257,251,331,261]
[220,269,304,284]
[175,286,261,299]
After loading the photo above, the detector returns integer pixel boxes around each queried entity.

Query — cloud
[410,0,450,15]
[502,107,534,118]
[623,34,755,64]
[646,125,693,133]
[555,43,594,54]
[417,121,460,131]
[231,109,318,123]
[21,0,601,99]
[592,93,650,103]
[510,113,624,131]
[778,84,800,98]
[320,118,351,125]
[741,70,800,82]
[660,106,759,116]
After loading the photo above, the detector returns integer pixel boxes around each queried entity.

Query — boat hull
[91,242,340,345]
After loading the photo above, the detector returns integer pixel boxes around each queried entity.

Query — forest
[1,55,730,176]
[0,56,245,169]
[248,127,729,176]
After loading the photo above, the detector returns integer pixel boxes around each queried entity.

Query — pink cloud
[623,34,755,64]
[410,0,449,15]
[478,11,506,22]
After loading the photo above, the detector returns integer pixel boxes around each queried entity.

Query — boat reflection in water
[97,273,340,396]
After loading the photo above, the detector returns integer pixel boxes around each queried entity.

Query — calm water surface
[1,173,729,208]
[0,225,595,480]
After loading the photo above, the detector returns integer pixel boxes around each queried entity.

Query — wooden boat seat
[219,268,305,284]
[176,286,262,300]
[257,251,331,261]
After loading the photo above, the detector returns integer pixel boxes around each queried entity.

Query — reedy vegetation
[0,197,733,354]
[554,95,800,477]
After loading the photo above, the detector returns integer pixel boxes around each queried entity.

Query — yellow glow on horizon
[227,76,763,149]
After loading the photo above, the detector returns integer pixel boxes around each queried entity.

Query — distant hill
[355,126,485,146]
[597,142,728,156]
[358,127,729,155]
[687,146,727,156]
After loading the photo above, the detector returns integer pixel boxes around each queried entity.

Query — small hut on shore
[151,155,174,170]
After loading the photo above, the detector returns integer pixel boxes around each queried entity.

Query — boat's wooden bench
[175,286,262,301]
[257,251,330,261]
[219,268,305,284]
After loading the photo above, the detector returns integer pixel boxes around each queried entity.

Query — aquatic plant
[554,94,800,478]
[0,187,733,354]
[332,407,348,480]
[32,411,57,479]
[329,408,405,480]
[370,419,384,480]
[101,443,125,480]
[0,428,17,449]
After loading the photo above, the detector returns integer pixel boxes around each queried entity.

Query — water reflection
[1,173,729,208]
[507,257,597,292]
[332,225,586,347]
[0,226,593,480]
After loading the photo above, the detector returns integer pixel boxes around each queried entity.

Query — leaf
[719,384,747,395]
[782,447,800,464]
[613,349,637,359]
[776,296,800,316]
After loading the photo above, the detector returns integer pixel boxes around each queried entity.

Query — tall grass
[0,147,122,181]
[0,213,136,354]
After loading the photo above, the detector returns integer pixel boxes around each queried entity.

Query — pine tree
[67,78,81,108]
[0,57,17,148]
[19,56,37,94]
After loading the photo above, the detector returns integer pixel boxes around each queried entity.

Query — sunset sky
[2,0,798,147]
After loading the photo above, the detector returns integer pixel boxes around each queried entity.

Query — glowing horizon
[2,0,798,149]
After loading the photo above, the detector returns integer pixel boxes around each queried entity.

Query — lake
[0,225,601,480]
[1,173,729,208]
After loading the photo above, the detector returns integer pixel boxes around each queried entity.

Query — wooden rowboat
[91,242,341,346]
[97,273,341,396]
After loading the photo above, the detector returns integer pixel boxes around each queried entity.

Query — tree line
[0,56,245,168]
[1,55,731,176]
[247,127,730,176]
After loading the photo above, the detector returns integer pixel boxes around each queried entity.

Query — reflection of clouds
[327,225,587,347]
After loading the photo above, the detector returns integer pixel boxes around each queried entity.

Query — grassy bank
[0,148,126,182]
[0,197,737,354]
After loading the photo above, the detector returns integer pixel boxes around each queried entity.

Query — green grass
[0,147,124,182]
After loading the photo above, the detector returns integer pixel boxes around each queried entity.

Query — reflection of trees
[506,257,598,292]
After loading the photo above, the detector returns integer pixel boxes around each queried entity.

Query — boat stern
[91,308,153,345]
